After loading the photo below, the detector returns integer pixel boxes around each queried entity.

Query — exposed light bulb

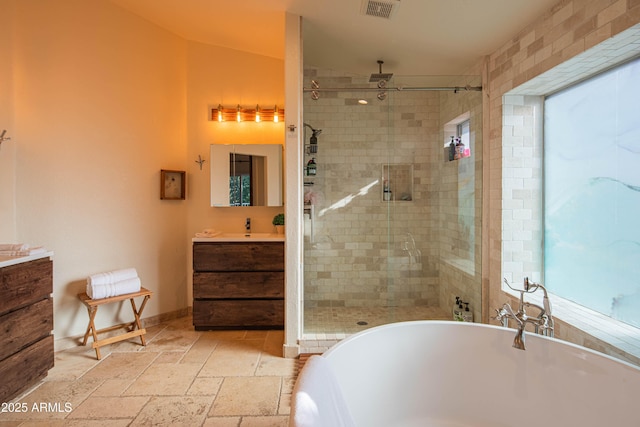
[236,105,241,122]
[217,104,223,122]
[273,105,279,122]
[255,104,261,122]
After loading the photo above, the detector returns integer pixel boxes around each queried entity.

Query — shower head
[369,60,393,83]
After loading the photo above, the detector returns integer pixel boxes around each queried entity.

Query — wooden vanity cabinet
[192,242,284,330]
[0,257,54,402]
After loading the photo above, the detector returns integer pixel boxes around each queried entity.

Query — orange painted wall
[1,0,285,346]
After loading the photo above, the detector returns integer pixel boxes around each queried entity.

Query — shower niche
[382,164,413,202]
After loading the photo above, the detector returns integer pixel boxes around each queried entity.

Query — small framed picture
[160,170,185,200]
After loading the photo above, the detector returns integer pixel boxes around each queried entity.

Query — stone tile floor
[0,316,296,426]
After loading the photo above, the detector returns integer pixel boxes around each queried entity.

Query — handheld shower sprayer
[304,123,322,137]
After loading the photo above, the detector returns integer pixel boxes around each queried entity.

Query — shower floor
[303,305,451,335]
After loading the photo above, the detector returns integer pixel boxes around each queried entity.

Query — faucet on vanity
[245,217,251,235]
[495,277,554,350]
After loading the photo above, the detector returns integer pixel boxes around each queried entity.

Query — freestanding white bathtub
[291,321,640,427]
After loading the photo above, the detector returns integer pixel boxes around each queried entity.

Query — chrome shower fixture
[369,60,393,83]
[370,60,391,100]
[310,79,320,100]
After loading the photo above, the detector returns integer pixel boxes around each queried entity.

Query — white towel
[0,243,29,252]
[0,246,47,256]
[87,268,138,286]
[290,355,356,427]
[86,277,141,299]
[195,229,220,238]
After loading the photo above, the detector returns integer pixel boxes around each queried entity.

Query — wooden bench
[78,287,152,360]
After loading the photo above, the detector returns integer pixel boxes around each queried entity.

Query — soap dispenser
[462,302,473,322]
[453,297,463,321]
[383,180,392,201]
[456,137,466,159]
[306,158,317,176]
[448,136,456,161]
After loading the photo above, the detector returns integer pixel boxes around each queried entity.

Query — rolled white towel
[87,268,138,286]
[87,277,141,299]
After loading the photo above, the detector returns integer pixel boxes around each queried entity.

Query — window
[502,27,640,359]
[543,57,640,327]
[443,115,471,161]
[229,153,253,206]
[443,113,475,274]
[457,119,470,148]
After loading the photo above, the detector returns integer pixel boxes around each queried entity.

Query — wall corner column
[283,12,303,358]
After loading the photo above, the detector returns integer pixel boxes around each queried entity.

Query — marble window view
[544,57,640,328]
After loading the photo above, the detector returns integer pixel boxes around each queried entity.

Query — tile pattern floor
[0,316,296,426]
[303,305,451,334]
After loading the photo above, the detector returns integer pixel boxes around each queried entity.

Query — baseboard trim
[283,343,300,359]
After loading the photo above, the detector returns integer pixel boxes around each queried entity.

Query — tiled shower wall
[302,67,482,317]
[437,88,484,322]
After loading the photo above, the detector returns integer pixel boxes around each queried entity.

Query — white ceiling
[110,0,560,76]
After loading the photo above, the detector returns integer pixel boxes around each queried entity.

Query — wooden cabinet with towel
[192,241,284,330]
[0,256,54,402]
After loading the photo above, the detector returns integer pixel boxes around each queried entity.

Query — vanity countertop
[193,233,284,242]
[0,252,54,269]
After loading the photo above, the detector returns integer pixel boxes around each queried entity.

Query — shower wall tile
[303,68,481,313]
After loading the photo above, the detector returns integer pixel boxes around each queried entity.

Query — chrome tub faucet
[495,277,554,350]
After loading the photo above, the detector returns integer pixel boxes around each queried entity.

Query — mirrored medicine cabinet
[210,144,283,207]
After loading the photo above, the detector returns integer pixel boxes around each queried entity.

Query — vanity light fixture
[210,105,284,123]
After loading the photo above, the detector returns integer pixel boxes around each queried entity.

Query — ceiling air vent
[361,0,400,19]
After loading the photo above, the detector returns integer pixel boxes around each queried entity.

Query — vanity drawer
[193,299,284,329]
[194,272,284,299]
[0,298,53,361]
[0,258,52,316]
[0,334,54,402]
[193,242,284,272]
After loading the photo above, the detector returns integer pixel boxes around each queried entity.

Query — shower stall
[301,67,483,336]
